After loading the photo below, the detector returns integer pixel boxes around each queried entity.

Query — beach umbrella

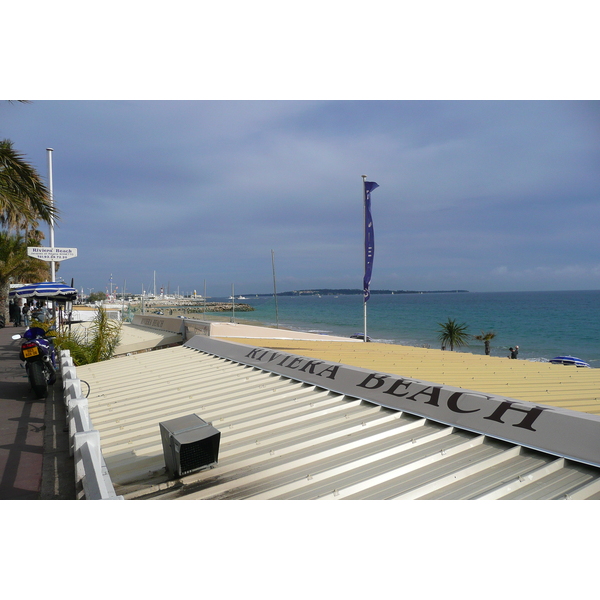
[9,281,78,301]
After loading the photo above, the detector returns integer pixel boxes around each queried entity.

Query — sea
[211,290,600,368]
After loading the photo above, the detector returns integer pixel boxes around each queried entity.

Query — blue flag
[363,181,379,302]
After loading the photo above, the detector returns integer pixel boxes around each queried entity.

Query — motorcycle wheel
[28,361,48,398]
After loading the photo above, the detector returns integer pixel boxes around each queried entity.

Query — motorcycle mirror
[11,334,21,340]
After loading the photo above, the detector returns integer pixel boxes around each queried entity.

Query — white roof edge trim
[184,336,600,469]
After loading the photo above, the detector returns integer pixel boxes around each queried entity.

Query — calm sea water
[212,290,600,367]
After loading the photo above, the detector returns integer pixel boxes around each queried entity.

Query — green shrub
[54,307,122,365]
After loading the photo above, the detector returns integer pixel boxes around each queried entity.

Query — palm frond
[0,139,58,227]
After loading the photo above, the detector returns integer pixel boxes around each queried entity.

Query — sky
[3,4,599,298]
[3,100,599,297]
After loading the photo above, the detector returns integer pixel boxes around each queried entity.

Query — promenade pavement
[0,323,74,500]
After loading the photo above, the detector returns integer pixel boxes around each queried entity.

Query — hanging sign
[27,247,78,261]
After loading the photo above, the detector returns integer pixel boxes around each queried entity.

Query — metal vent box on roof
[159,414,221,478]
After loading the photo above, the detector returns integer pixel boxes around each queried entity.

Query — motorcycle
[12,326,57,398]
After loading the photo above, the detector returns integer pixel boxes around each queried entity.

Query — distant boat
[549,356,591,368]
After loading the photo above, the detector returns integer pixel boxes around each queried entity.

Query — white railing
[60,350,123,500]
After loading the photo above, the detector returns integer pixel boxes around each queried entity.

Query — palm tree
[0,139,58,228]
[474,330,496,355]
[437,317,470,351]
[0,231,51,322]
[1,129,60,323]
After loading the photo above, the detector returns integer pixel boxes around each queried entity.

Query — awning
[9,281,78,301]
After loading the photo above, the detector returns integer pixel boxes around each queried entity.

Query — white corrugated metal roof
[75,338,600,500]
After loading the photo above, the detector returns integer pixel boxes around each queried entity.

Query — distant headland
[250,289,469,297]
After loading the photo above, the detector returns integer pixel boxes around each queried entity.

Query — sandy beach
[50,296,597,425]
[209,323,600,417]
[108,315,600,417]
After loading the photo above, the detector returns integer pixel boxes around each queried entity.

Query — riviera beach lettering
[244,347,547,432]
[245,348,340,379]
[356,372,547,431]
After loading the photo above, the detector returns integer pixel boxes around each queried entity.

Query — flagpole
[362,175,368,342]
[47,148,55,282]
[362,176,378,343]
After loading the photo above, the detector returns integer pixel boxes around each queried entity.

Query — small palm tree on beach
[437,318,470,351]
[474,330,496,355]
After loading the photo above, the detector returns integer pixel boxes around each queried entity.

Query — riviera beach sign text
[27,246,77,262]
[243,347,545,432]
[185,337,600,468]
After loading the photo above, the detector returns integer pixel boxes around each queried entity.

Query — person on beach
[515,345,519,358]
[509,347,518,359]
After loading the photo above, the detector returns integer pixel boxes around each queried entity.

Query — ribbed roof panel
[75,344,600,500]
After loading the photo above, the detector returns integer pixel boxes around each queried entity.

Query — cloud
[490,264,600,289]
[2,100,599,295]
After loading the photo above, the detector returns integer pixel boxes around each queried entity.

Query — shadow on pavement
[0,324,74,500]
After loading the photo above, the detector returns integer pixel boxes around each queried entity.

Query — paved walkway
[0,323,74,500]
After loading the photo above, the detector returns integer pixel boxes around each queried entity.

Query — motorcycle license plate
[23,346,39,358]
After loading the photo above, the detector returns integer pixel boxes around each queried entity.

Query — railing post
[62,365,77,385]
[73,430,101,480]
[60,350,122,500]
[74,430,106,499]
[65,378,82,403]
[68,398,91,456]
